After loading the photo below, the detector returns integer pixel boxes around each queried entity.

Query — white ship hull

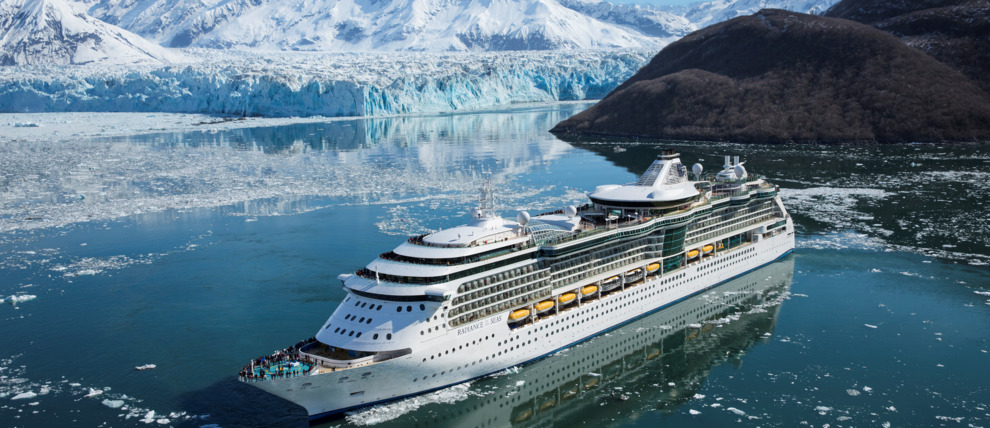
[251,219,795,419]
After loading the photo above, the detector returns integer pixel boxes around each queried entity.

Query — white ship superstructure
[240,150,795,420]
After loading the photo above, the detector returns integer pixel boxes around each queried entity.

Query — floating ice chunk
[727,407,745,416]
[140,410,156,424]
[69,383,81,387]
[887,406,897,412]
[846,389,861,396]
[862,386,872,392]
[515,381,525,387]
[11,391,37,400]
[974,291,990,297]
[693,394,705,399]
[102,399,125,409]
[84,388,103,398]
[5,295,37,305]
[815,406,832,414]
[136,364,156,370]
[864,324,878,329]
[668,382,675,386]
[688,323,702,328]
[689,409,701,415]
[156,419,170,424]
[870,269,882,273]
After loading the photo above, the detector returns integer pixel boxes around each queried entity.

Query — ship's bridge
[588,151,700,212]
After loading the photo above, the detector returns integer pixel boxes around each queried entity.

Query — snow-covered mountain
[78,0,673,51]
[0,0,176,66]
[74,0,838,52]
[682,0,837,29]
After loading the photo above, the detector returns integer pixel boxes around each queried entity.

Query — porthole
[397,306,402,312]
[373,333,379,340]
[386,333,392,340]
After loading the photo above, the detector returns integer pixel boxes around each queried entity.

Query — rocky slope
[551,9,990,143]
[825,0,990,92]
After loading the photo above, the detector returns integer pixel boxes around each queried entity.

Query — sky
[610,0,701,5]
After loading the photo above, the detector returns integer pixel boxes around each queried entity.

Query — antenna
[375,265,380,285]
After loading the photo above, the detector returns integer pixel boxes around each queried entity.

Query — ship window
[420,304,426,311]
[387,334,392,340]
[397,306,402,312]
[407,306,412,312]
[373,334,379,339]
[354,301,360,306]
[361,302,367,308]
[356,332,362,338]
[348,331,354,337]
[366,319,372,324]
[359,317,365,322]
[334,327,340,333]
[376,305,382,310]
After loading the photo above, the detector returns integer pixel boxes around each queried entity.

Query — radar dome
[692,163,703,178]
[470,208,483,219]
[516,211,530,226]
[734,165,747,179]
[564,205,578,218]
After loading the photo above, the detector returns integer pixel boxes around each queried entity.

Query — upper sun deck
[589,151,700,209]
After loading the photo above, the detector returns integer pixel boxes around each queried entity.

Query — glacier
[0,49,653,117]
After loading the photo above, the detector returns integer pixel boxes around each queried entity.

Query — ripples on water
[0,104,988,427]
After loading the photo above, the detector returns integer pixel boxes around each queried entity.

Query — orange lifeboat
[581,285,598,296]
[687,249,700,258]
[509,308,531,321]
[535,300,555,313]
[646,263,660,274]
[703,244,715,253]
[558,293,577,304]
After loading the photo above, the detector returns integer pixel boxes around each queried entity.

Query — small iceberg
[102,399,125,409]
[136,364,157,371]
[84,388,103,398]
[12,391,37,400]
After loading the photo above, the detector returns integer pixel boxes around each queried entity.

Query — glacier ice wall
[0,50,653,117]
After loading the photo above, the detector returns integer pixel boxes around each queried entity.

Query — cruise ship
[370,256,794,428]
[239,150,795,420]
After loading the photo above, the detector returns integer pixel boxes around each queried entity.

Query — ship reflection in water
[336,256,795,427]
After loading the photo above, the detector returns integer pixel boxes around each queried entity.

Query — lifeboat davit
[687,249,700,258]
[581,285,598,296]
[535,300,555,313]
[717,242,725,250]
[703,244,715,253]
[558,292,577,304]
[509,308,531,321]
[646,263,660,274]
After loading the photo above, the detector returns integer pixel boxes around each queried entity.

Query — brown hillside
[826,0,990,92]
[551,9,990,143]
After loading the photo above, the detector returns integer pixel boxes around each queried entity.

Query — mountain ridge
[551,9,990,143]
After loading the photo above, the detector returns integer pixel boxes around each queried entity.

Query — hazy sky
[609,0,701,5]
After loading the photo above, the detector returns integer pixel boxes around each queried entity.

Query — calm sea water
[1,103,988,427]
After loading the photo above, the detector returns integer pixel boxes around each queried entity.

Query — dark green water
[0,103,987,427]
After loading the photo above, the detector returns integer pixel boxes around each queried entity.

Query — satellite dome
[564,205,577,218]
[692,163,703,178]
[734,165,747,179]
[516,211,530,226]
[470,208,483,219]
